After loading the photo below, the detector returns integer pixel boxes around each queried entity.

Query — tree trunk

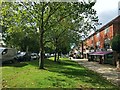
[54,39,58,62]
[57,52,61,63]
[116,53,120,71]
[116,19,120,71]
[25,46,29,61]
[54,47,57,62]
[81,41,84,59]
[57,52,60,61]
[39,4,44,69]
[39,48,44,69]
[114,51,120,71]
[26,46,29,53]
[113,51,117,66]
[39,29,44,69]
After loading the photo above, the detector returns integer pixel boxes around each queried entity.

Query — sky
[93,0,120,28]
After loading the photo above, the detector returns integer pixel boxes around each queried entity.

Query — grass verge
[1,57,119,89]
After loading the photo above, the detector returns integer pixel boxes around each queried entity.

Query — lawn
[1,57,119,89]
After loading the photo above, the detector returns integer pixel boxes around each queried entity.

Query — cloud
[93,0,120,28]
[98,9,118,26]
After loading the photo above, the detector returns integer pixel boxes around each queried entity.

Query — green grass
[1,57,119,89]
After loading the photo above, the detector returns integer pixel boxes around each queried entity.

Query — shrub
[111,34,120,53]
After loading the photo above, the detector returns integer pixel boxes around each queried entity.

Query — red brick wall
[85,38,92,48]
[83,16,120,50]
[104,25,113,40]
[100,30,105,48]
[93,34,99,48]
[109,25,114,40]
[85,36,94,48]
[85,25,114,49]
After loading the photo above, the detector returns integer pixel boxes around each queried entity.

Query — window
[96,41,100,50]
[97,33,100,37]
[104,38,110,49]
[105,27,109,34]
[91,36,93,40]
[96,41,100,46]
[105,38,110,44]
[91,43,94,47]
[2,49,8,55]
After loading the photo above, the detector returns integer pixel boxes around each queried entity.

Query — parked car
[17,52,25,61]
[45,53,50,58]
[17,52,31,62]
[0,47,17,63]
[31,53,39,60]
[50,54,55,57]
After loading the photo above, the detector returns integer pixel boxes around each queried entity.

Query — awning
[88,51,113,56]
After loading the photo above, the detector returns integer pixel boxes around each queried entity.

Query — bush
[111,34,120,53]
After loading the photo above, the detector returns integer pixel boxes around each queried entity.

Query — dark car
[31,53,39,60]
[17,52,31,62]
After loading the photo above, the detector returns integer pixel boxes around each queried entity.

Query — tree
[1,1,97,69]
[1,2,40,52]
[111,34,120,70]
[111,34,120,53]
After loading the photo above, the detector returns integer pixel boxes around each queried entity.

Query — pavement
[71,58,120,87]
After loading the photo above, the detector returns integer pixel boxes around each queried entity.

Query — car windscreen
[0,48,4,54]
[2,49,8,55]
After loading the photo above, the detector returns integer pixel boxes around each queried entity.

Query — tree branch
[19,9,38,32]
[20,2,41,23]
[44,4,62,27]
[46,11,73,31]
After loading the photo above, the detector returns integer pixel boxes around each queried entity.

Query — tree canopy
[1,1,97,69]
[111,34,120,53]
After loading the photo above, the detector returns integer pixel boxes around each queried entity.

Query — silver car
[0,47,17,63]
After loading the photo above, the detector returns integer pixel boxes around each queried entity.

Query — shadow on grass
[45,76,73,88]
[28,59,117,88]
[3,58,118,88]
[2,62,28,67]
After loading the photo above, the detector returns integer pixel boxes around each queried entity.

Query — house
[84,15,120,52]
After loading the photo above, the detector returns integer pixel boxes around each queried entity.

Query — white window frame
[91,36,93,40]
[105,27,109,34]
[96,41,100,46]
[97,33,100,37]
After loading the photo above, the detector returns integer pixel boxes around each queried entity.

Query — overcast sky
[93,0,120,28]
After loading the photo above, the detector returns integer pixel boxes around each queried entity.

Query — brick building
[84,15,120,52]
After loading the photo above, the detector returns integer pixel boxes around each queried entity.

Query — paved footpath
[71,58,120,87]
